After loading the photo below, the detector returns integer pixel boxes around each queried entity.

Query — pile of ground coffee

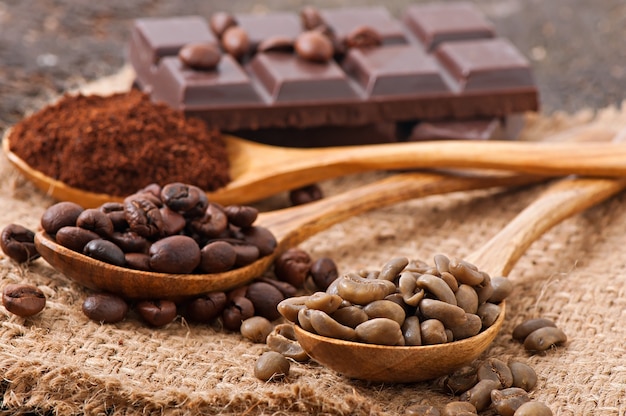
[8,90,230,196]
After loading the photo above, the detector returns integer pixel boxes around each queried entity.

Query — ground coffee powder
[8,90,230,196]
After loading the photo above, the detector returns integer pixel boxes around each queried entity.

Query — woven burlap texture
[1,71,625,415]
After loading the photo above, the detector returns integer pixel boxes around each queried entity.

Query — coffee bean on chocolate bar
[178,42,222,70]
[221,26,250,60]
[1,224,39,263]
[300,6,323,30]
[294,30,334,63]
[2,284,46,317]
[345,25,382,49]
[257,36,295,54]
[209,11,238,38]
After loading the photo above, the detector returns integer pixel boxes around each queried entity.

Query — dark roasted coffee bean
[161,183,208,216]
[222,295,254,331]
[184,291,227,323]
[55,226,100,252]
[300,6,323,30]
[82,293,129,323]
[240,226,277,256]
[491,388,531,416]
[508,361,537,391]
[477,357,513,388]
[254,351,290,382]
[257,277,297,298]
[136,300,177,327]
[295,30,334,63]
[232,243,260,267]
[124,252,151,271]
[257,36,295,53]
[274,247,312,288]
[209,11,238,38]
[83,239,126,266]
[245,281,285,321]
[179,42,222,70]
[523,326,567,352]
[224,205,258,228]
[2,284,46,317]
[310,257,338,291]
[459,379,500,412]
[124,197,164,238]
[1,224,39,263]
[148,235,200,274]
[438,365,478,394]
[41,201,84,235]
[99,202,128,230]
[159,206,186,236]
[110,231,150,253]
[221,26,250,60]
[199,240,237,273]
[189,203,228,238]
[76,208,114,237]
[289,184,323,206]
[345,25,382,49]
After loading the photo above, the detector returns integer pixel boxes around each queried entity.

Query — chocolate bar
[128,2,538,133]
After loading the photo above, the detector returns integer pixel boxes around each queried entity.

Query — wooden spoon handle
[258,171,545,252]
[466,176,626,277]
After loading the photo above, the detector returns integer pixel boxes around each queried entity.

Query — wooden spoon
[3,127,621,207]
[34,170,543,300]
[293,174,626,383]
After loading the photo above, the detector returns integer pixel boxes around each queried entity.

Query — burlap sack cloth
[1,69,625,415]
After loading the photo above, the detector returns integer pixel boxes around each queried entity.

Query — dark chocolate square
[235,12,302,50]
[319,6,408,46]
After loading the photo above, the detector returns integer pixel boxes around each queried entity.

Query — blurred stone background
[1,0,625,134]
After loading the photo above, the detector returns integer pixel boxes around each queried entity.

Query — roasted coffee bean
[523,326,567,352]
[459,379,500,412]
[161,183,208,216]
[82,293,129,323]
[310,257,338,291]
[110,231,150,253]
[345,25,382,49]
[300,6,323,30]
[266,323,309,362]
[257,36,295,53]
[477,357,513,388]
[159,206,186,236]
[514,402,553,416]
[245,281,285,321]
[289,184,323,206]
[240,316,274,343]
[295,30,334,63]
[124,198,164,238]
[199,240,237,273]
[438,365,478,395]
[491,388,531,416]
[512,318,557,342]
[489,276,514,303]
[209,11,238,38]
[189,203,228,238]
[232,243,260,267]
[184,291,227,323]
[405,404,440,416]
[100,202,128,230]
[224,205,258,228]
[136,300,177,327]
[508,361,537,391]
[124,253,151,271]
[221,26,250,60]
[254,351,290,382]
[83,239,126,266]
[257,277,297,298]
[40,201,84,235]
[222,295,255,331]
[441,401,477,416]
[179,42,222,70]
[274,247,312,287]
[2,284,46,317]
[1,224,39,263]
[76,208,114,237]
[148,235,200,274]
[55,226,100,252]
[240,226,277,256]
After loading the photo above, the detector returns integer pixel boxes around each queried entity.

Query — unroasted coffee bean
[335,272,396,305]
[136,300,177,327]
[161,183,208,216]
[221,26,250,60]
[420,318,448,345]
[199,240,237,273]
[40,201,84,235]
[266,323,309,362]
[449,313,482,340]
[460,379,500,412]
[405,404,440,416]
[184,291,227,323]
[149,235,200,274]
[274,247,312,287]
[295,30,334,63]
[416,273,457,305]
[124,252,151,271]
[254,351,290,381]
[345,25,382,49]
[2,284,46,317]
[240,316,273,343]
[438,365,478,395]
[419,298,467,328]
[355,317,404,345]
[363,299,406,326]
[245,281,285,321]
[209,11,238,38]
[512,318,557,342]
[257,36,294,53]
[449,258,484,286]
[491,388,531,416]
[508,361,537,391]
[402,315,422,346]
[1,224,39,263]
[514,402,553,416]
[489,276,514,303]
[289,184,323,206]
[55,226,100,252]
[305,291,342,314]
[222,295,255,331]
[76,208,114,237]
[83,239,126,266]
[276,295,309,323]
[310,257,338,291]
[124,198,164,238]
[455,284,479,314]
[309,309,357,341]
[179,42,222,70]
[523,326,567,352]
[82,293,129,323]
[477,302,501,328]
[441,401,477,416]
[379,257,409,281]
[224,205,258,228]
[477,357,513,388]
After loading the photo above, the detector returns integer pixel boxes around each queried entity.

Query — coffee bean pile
[40,182,277,274]
[512,318,567,353]
[278,254,512,346]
